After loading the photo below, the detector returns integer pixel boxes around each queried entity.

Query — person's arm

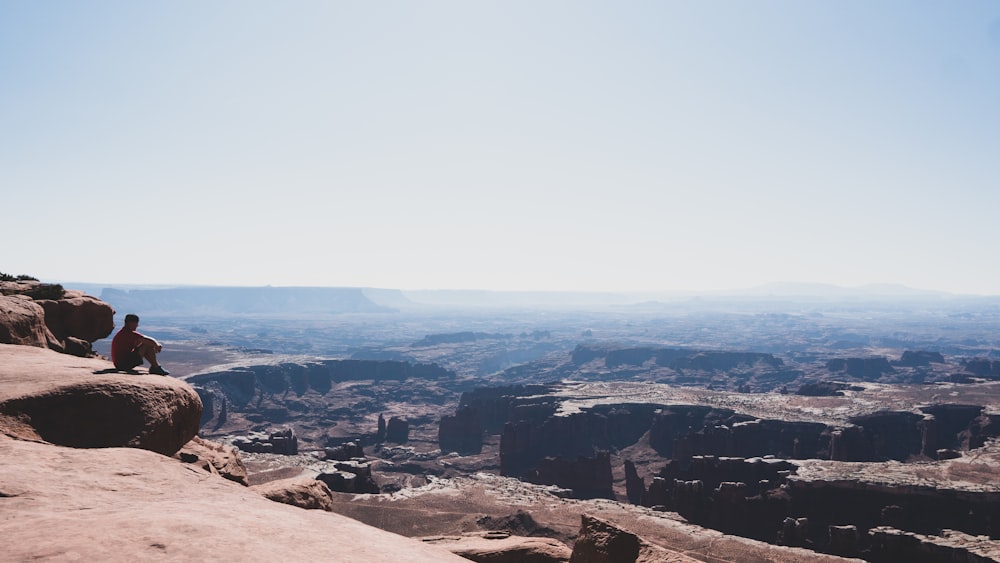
[135,331,163,353]
[144,335,162,353]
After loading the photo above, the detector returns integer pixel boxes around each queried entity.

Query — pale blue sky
[3,1,999,293]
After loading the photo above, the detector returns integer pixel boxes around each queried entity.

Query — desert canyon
[4,279,1000,562]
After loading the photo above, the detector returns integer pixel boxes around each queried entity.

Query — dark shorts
[115,350,143,371]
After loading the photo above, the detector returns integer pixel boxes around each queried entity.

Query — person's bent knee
[136,340,158,355]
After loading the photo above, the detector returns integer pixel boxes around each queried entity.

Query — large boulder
[0,344,202,456]
[175,435,249,486]
[421,531,572,563]
[253,476,337,511]
[37,295,115,344]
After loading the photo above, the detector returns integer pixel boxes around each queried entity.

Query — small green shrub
[29,284,65,300]
[0,273,40,282]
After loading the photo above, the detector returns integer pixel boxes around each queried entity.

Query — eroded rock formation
[385,416,409,443]
[450,381,1000,560]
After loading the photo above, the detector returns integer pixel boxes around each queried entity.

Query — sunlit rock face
[0,295,56,349]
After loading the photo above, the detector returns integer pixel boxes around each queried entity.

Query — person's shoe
[149,365,170,376]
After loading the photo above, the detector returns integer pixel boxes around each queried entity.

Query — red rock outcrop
[175,435,249,485]
[0,344,201,456]
[0,282,114,356]
[37,294,115,344]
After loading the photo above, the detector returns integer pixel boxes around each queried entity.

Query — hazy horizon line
[47,279,995,298]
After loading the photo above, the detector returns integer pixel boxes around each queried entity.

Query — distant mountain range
[98,286,396,316]
[56,281,979,316]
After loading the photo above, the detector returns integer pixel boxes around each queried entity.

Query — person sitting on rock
[111,313,169,375]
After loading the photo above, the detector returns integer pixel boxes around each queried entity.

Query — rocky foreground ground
[0,344,469,562]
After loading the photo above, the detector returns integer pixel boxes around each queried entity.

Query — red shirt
[111,327,145,367]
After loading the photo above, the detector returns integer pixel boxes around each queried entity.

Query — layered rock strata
[446,382,1000,560]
